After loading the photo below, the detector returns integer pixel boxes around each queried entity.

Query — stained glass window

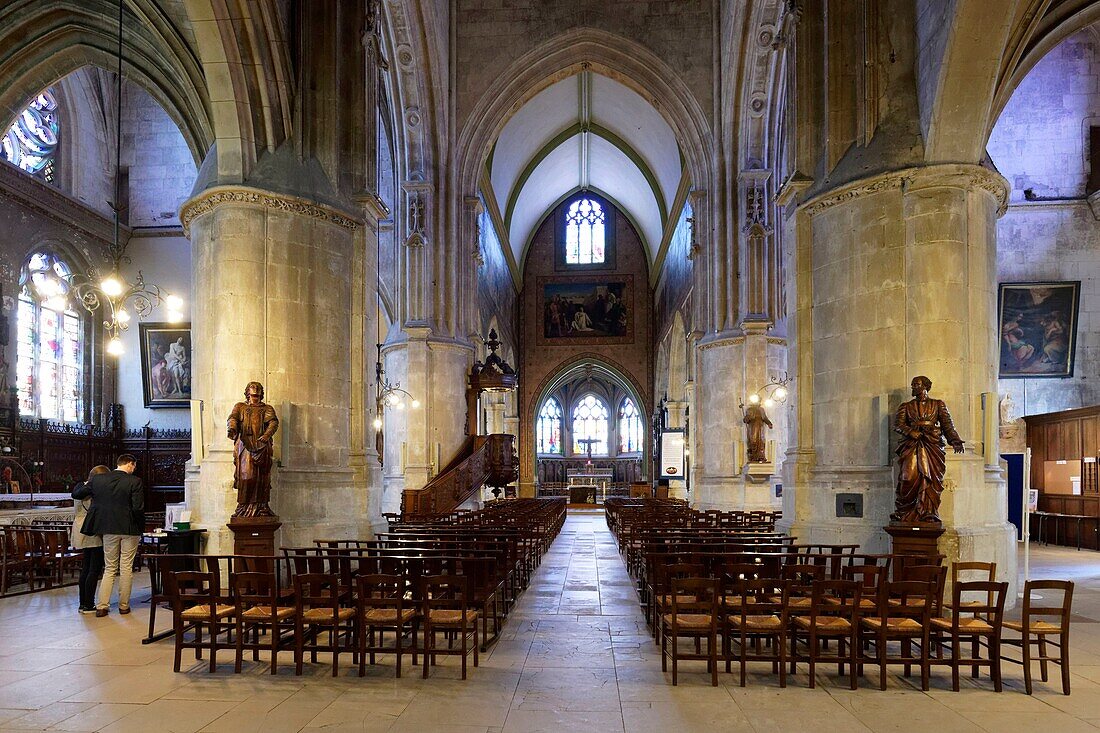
[2,90,59,183]
[564,197,605,264]
[618,398,643,453]
[17,253,83,422]
[571,394,609,456]
[536,397,563,455]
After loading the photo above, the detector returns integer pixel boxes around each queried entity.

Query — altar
[569,485,597,504]
[567,470,613,504]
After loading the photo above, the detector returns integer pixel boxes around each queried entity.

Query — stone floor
[1,511,1100,732]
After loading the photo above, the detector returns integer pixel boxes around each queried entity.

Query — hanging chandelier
[26,0,181,356]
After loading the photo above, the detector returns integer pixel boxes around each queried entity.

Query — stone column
[781,164,1016,591]
[357,193,389,536]
[694,334,781,511]
[182,186,362,552]
[379,330,472,513]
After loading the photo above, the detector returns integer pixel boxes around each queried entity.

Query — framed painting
[139,323,191,407]
[541,275,632,343]
[998,282,1080,378]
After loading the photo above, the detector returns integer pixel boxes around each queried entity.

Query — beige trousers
[97,534,139,610]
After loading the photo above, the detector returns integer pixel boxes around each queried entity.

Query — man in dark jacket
[73,454,144,617]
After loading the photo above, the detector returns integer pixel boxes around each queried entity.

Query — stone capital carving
[800,164,1009,218]
[179,186,363,234]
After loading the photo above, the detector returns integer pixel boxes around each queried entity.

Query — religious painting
[998,282,1080,378]
[139,323,191,407]
[542,276,631,341]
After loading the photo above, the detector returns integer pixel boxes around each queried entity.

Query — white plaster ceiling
[489,72,682,267]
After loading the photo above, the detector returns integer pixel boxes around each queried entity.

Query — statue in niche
[742,403,773,463]
[890,375,964,525]
[999,393,1013,426]
[228,381,280,518]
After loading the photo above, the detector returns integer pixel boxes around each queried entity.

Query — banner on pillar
[661,429,685,481]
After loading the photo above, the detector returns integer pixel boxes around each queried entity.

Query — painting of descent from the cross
[998,281,1080,378]
[542,280,630,340]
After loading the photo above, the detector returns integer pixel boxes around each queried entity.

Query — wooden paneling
[1084,416,1100,457]
[1045,422,1062,460]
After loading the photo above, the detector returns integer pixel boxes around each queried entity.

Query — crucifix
[578,437,597,469]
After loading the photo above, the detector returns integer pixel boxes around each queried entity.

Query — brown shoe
[95,608,108,618]
[119,606,131,615]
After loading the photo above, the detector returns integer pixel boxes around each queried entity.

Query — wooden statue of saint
[742,403,773,463]
[228,381,279,517]
[890,375,964,525]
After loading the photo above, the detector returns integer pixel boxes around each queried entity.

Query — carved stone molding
[1088,190,1100,221]
[179,186,362,234]
[801,164,1010,218]
[0,159,118,244]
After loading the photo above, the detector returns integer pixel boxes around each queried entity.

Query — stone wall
[114,232,192,430]
[987,28,1099,203]
[518,197,652,493]
[988,27,1100,420]
[996,203,1100,417]
[121,81,198,227]
[453,0,714,132]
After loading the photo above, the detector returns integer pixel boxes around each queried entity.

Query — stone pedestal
[885,522,946,575]
[228,515,282,556]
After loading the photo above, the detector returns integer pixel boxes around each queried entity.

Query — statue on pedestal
[890,375,964,525]
[228,381,279,518]
[742,403,773,463]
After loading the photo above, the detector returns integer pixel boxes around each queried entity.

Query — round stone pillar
[781,164,1016,593]
[181,186,364,552]
[378,331,474,515]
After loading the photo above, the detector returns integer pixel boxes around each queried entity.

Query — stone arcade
[0,1,1098,729]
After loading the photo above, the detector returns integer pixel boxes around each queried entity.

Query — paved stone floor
[2,511,1100,731]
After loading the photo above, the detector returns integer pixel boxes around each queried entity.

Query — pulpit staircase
[400,434,518,518]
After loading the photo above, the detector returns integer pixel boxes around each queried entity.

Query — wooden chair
[293,571,357,676]
[860,579,934,690]
[946,561,996,619]
[651,562,704,643]
[166,569,235,673]
[790,579,862,689]
[661,576,720,686]
[778,562,825,612]
[1002,579,1073,694]
[421,574,479,679]
[895,563,947,618]
[931,580,1007,691]
[232,568,294,674]
[727,578,789,687]
[357,573,419,678]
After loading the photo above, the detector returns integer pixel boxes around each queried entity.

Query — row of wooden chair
[0,526,81,594]
[658,573,1073,694]
[165,559,484,679]
[158,498,568,678]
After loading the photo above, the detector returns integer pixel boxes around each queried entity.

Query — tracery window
[564,197,605,265]
[571,393,609,456]
[17,252,84,422]
[2,90,59,183]
[536,397,563,455]
[618,397,643,453]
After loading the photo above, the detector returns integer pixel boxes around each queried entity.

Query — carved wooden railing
[401,434,518,518]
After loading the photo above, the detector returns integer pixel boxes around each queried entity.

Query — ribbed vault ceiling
[489,71,683,268]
